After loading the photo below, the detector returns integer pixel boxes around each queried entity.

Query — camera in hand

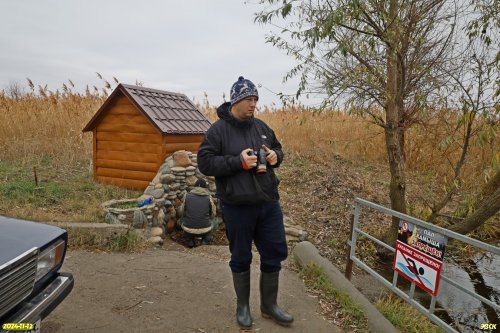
[247,148,268,175]
[256,148,268,175]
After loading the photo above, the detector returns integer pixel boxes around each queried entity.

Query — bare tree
[425,0,499,232]
[450,169,500,235]
[428,43,499,225]
[255,0,458,245]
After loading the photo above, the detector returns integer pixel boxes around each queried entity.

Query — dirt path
[43,241,342,333]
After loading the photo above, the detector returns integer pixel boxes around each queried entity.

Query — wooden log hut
[83,83,211,190]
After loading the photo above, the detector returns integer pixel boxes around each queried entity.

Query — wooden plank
[164,134,205,144]
[164,149,199,156]
[96,176,149,191]
[93,129,97,180]
[96,132,162,144]
[96,122,158,134]
[164,142,201,154]
[113,95,133,106]
[107,104,140,115]
[162,136,170,158]
[96,150,158,163]
[99,114,151,126]
[156,138,163,169]
[96,159,159,172]
[97,141,160,154]
[96,167,156,181]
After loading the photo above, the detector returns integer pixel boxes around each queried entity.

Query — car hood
[0,216,66,264]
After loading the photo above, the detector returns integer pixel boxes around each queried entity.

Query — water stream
[437,253,499,332]
[375,251,499,332]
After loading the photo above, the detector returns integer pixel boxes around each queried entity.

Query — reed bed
[1,80,497,195]
[0,84,104,166]
[259,108,498,187]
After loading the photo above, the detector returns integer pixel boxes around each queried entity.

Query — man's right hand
[240,148,257,169]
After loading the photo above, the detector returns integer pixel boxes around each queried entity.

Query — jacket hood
[216,102,254,128]
[190,187,210,196]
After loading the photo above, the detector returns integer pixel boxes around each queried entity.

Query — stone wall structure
[102,150,307,244]
[102,150,216,243]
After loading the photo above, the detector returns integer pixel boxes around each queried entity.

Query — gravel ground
[43,241,343,333]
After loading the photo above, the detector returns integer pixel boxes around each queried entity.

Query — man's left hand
[262,144,278,166]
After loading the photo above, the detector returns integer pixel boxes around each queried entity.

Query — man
[197,76,293,329]
[177,179,219,248]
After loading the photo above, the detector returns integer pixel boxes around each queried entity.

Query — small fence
[345,197,500,333]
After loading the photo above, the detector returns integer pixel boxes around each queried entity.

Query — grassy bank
[300,263,368,332]
[300,263,445,333]
[0,159,141,222]
[376,294,445,333]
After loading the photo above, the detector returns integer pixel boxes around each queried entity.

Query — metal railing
[345,197,500,333]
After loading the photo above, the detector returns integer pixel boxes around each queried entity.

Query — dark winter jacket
[197,102,284,205]
[179,187,215,229]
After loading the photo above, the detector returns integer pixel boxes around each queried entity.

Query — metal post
[346,197,498,333]
[345,213,355,280]
[429,296,437,314]
[345,202,361,280]
[409,282,416,300]
[392,271,399,287]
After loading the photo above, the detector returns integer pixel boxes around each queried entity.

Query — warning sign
[393,220,448,296]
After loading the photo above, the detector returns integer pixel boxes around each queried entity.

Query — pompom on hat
[194,179,207,188]
[230,76,259,106]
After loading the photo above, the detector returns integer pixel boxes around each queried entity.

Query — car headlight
[35,239,65,281]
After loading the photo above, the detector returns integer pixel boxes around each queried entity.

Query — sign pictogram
[393,220,448,296]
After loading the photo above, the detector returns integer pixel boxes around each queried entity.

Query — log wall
[92,93,206,190]
[162,134,204,157]
[94,94,161,190]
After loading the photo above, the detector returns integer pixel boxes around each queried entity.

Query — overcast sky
[0,0,321,107]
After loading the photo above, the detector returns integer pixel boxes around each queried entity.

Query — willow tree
[255,0,458,245]
[429,0,500,235]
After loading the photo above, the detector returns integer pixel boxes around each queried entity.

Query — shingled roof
[83,83,211,134]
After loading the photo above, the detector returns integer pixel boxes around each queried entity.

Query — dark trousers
[220,200,288,273]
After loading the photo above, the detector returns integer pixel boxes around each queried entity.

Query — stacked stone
[171,166,187,197]
[102,198,152,226]
[103,149,307,245]
[103,150,218,245]
[102,195,172,246]
[148,151,217,230]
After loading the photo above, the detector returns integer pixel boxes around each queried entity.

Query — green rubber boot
[260,271,294,326]
[232,270,253,329]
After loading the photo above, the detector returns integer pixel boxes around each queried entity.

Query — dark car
[0,216,74,333]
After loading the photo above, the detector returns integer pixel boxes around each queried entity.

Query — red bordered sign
[393,220,447,296]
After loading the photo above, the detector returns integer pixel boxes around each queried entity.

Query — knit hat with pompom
[230,76,259,105]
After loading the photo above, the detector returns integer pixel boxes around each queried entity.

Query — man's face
[231,96,257,121]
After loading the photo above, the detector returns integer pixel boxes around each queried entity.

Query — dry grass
[201,103,498,198]
[0,81,104,165]
[262,108,497,192]
[375,294,445,333]
[0,79,142,222]
[0,79,497,223]
[299,262,368,331]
